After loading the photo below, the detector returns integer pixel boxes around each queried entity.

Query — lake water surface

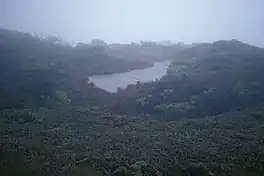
[88,60,171,93]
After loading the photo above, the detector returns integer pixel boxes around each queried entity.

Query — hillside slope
[1,29,264,175]
[0,29,153,109]
[110,40,264,119]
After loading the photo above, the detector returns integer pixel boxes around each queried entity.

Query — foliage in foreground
[1,106,264,175]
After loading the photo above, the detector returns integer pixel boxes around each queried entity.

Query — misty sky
[0,0,263,46]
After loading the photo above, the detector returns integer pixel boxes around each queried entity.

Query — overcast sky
[0,0,263,46]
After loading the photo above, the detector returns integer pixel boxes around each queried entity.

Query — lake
[88,60,171,93]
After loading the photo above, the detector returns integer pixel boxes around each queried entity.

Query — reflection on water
[88,60,171,93]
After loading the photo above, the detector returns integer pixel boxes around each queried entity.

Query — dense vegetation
[110,40,264,119]
[0,28,184,110]
[0,29,264,175]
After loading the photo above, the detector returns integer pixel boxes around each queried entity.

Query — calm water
[88,60,171,93]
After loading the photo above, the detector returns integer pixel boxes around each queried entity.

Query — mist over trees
[0,28,264,176]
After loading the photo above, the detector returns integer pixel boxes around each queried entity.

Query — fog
[1,0,263,46]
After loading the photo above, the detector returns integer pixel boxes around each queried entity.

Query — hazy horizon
[1,0,263,46]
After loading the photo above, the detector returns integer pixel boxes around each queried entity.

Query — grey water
[88,60,171,93]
